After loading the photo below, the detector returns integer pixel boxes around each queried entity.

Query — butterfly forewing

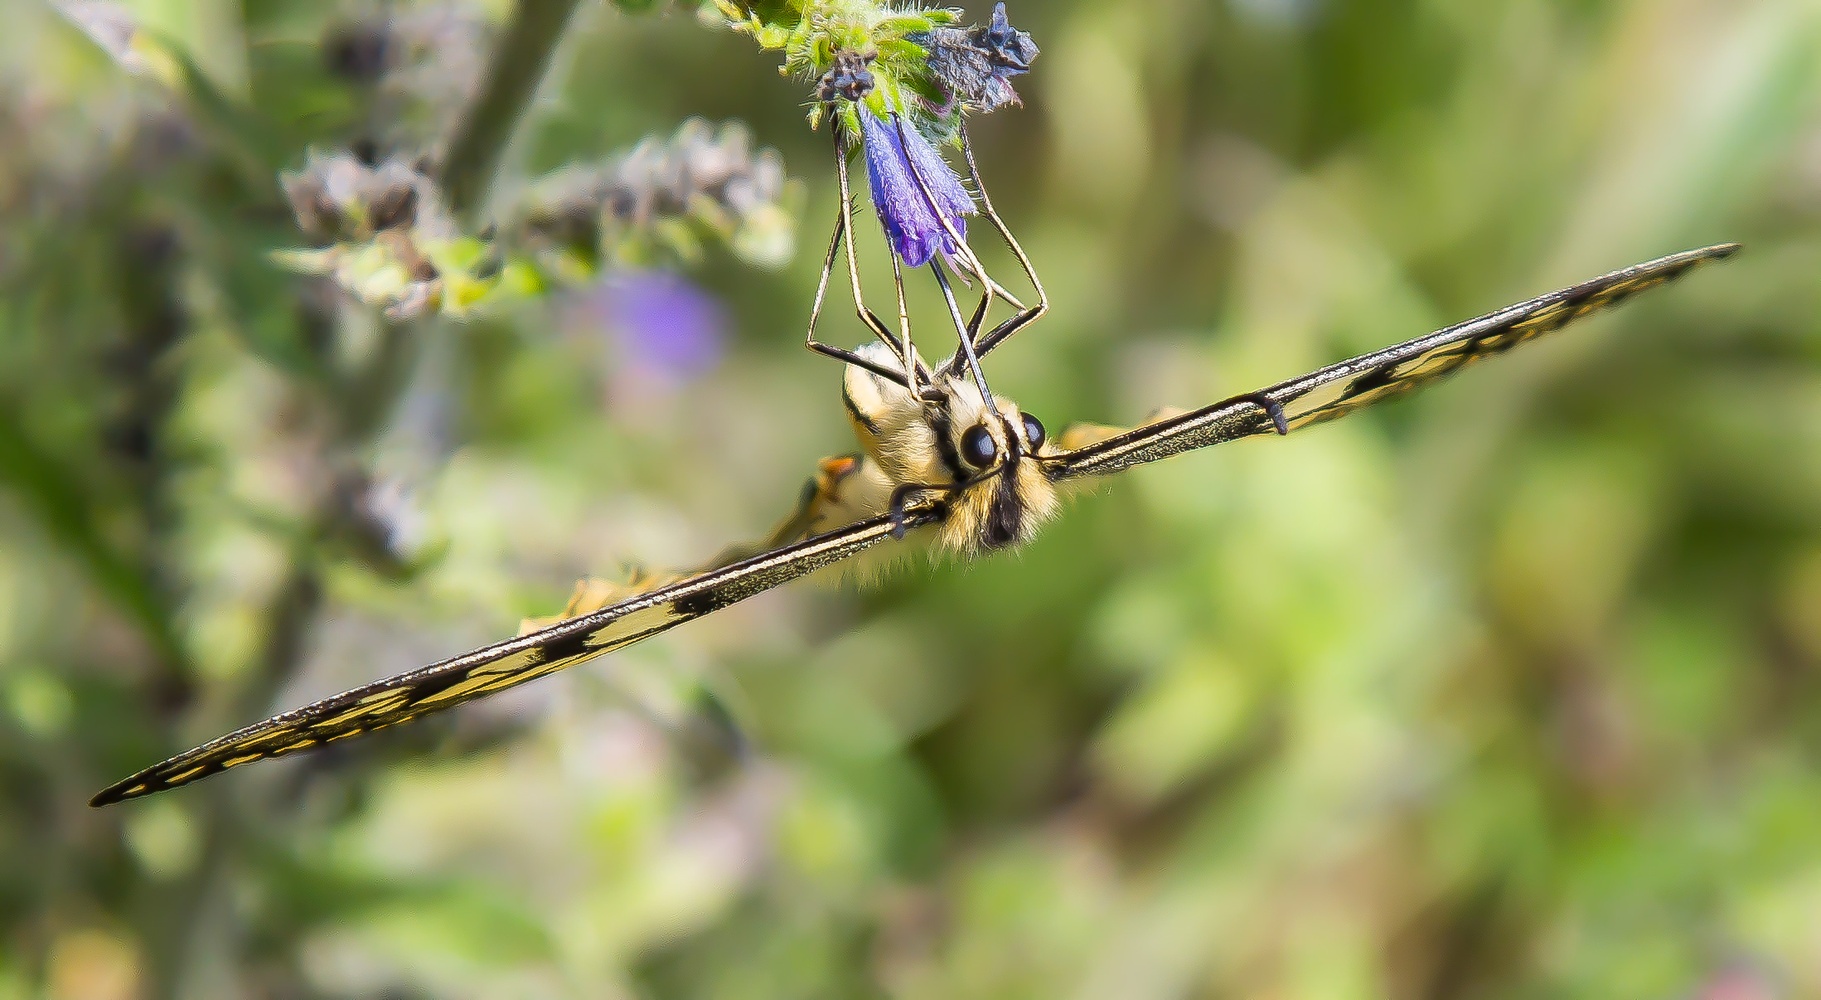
[1048,244,1738,480]
[89,504,942,806]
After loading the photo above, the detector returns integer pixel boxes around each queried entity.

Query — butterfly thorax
[841,343,1059,553]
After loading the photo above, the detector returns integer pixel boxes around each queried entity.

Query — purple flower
[859,107,974,268]
[595,271,726,382]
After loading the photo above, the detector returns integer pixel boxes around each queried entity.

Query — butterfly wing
[1047,244,1738,480]
[91,244,1737,805]
[90,500,943,806]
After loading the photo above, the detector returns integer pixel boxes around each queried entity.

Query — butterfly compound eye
[1021,413,1046,451]
[961,424,998,468]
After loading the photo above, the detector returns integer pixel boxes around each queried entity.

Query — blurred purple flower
[1691,961,1783,1000]
[595,271,727,382]
[859,107,974,268]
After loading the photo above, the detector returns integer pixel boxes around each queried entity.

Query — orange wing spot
[222,754,262,769]
[275,739,319,755]
[814,456,863,506]
[167,765,207,784]
[326,729,365,742]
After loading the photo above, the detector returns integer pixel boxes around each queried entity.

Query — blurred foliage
[2,0,1820,999]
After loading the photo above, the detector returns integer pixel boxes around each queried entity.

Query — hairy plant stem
[440,0,586,221]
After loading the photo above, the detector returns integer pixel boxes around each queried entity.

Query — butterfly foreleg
[808,124,933,390]
[884,114,1023,388]
[949,122,1047,366]
[805,194,915,387]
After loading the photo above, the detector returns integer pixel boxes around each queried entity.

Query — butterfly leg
[887,244,923,387]
[700,454,886,569]
[757,455,876,549]
[886,114,1030,388]
[930,262,1000,414]
[806,191,915,386]
[806,124,932,389]
[1242,394,1290,435]
[888,481,951,540]
[951,123,1048,367]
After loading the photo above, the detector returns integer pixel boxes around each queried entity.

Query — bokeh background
[4,0,1819,997]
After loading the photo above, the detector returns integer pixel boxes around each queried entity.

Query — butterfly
[90,243,1737,806]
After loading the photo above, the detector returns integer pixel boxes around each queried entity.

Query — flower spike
[723,2,1049,392]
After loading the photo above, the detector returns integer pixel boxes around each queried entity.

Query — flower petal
[896,116,975,228]
[859,108,973,268]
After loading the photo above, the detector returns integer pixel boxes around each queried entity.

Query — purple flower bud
[859,107,974,268]
[815,50,877,103]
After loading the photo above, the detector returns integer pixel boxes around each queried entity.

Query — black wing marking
[90,500,945,806]
[1047,244,1738,481]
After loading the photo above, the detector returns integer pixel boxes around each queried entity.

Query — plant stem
[440,0,586,219]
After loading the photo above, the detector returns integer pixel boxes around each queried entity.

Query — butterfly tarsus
[888,483,939,540]
[814,113,1046,394]
[1246,394,1290,435]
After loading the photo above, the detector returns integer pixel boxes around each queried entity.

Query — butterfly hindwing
[89,505,939,805]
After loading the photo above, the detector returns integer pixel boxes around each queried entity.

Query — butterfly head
[931,374,1059,552]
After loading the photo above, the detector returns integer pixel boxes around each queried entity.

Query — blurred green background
[3,0,1818,997]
